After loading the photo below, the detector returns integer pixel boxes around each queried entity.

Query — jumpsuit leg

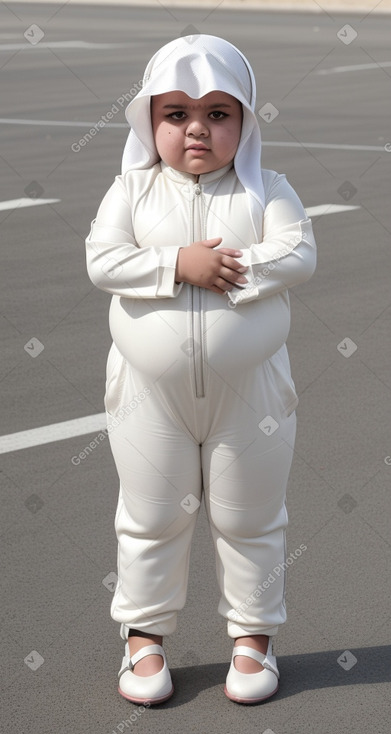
[201,362,297,640]
[108,392,202,639]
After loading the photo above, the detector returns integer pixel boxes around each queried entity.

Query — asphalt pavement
[1,3,390,734]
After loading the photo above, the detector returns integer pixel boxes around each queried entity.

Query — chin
[186,162,214,175]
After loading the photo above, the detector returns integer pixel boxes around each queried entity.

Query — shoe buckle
[118,658,134,679]
[263,655,279,678]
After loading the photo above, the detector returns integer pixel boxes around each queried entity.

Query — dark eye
[168,111,187,120]
[209,111,228,120]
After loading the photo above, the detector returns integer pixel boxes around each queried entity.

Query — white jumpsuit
[85,160,316,640]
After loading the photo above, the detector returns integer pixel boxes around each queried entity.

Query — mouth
[186,144,210,151]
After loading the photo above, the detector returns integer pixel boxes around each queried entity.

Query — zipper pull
[194,183,201,196]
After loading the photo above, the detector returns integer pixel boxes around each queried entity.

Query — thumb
[200,238,223,248]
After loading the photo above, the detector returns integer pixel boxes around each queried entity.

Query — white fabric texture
[85,35,317,639]
[86,164,314,636]
[121,34,265,236]
[86,164,316,307]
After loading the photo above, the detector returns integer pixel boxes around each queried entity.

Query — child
[85,34,316,706]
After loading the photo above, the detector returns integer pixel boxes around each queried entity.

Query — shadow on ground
[150,645,391,707]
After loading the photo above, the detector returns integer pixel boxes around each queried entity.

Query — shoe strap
[232,645,279,678]
[130,644,165,668]
[118,644,165,679]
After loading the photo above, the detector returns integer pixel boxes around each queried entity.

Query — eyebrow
[162,103,233,109]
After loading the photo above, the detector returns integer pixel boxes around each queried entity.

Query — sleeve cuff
[157,246,184,297]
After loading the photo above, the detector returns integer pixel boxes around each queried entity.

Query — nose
[186,118,209,137]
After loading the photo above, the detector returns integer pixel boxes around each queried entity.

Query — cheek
[154,125,170,150]
[160,125,179,145]
[232,119,242,143]
[231,124,242,152]
[154,125,182,164]
[219,126,241,152]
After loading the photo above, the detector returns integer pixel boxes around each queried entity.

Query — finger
[209,285,226,295]
[214,277,235,292]
[221,255,248,272]
[217,247,244,257]
[220,267,247,285]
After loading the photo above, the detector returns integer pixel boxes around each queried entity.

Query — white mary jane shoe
[118,643,174,705]
[224,638,279,704]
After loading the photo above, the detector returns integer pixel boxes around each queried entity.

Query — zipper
[191,182,205,398]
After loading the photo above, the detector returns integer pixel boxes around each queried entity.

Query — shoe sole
[118,684,174,705]
[223,682,279,705]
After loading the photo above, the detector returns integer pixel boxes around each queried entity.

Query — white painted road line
[305,204,361,216]
[318,61,391,75]
[0,414,107,455]
[262,141,388,153]
[0,118,128,128]
[0,200,360,455]
[0,199,357,219]
[0,41,134,51]
[0,198,61,211]
[0,119,387,153]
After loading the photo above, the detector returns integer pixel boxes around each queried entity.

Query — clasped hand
[175,238,248,295]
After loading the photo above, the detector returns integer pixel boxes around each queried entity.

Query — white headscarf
[121,34,265,230]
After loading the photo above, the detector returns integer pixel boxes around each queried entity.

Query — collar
[160,160,234,185]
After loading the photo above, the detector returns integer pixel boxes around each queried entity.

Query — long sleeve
[227,173,317,306]
[85,174,183,298]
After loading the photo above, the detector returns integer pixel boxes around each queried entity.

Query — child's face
[151,90,242,175]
